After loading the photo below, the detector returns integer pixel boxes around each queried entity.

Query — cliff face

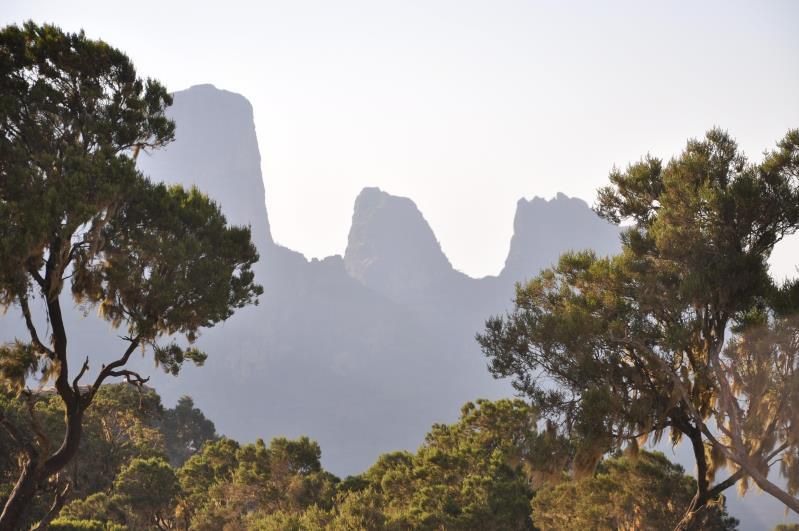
[501,193,620,283]
[137,84,272,252]
[7,84,621,477]
[344,187,470,309]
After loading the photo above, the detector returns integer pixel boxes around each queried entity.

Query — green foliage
[330,399,541,530]
[532,451,738,530]
[174,435,240,526]
[19,391,745,530]
[72,180,262,346]
[248,505,332,531]
[160,396,217,467]
[478,128,799,515]
[76,385,166,493]
[0,21,175,307]
[177,436,338,529]
[248,510,308,531]
[48,518,111,531]
[60,493,124,525]
[0,21,261,527]
[326,489,385,530]
[113,456,179,528]
[0,342,40,394]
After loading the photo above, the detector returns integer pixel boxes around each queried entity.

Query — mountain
[344,186,468,308]
[502,193,620,283]
[139,83,272,250]
[130,85,626,478]
[5,83,789,527]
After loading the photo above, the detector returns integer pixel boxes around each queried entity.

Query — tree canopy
[0,21,261,528]
[478,128,799,525]
[3,385,739,529]
[532,450,738,530]
[160,396,217,467]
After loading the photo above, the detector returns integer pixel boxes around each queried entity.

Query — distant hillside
[6,83,792,528]
[132,84,624,479]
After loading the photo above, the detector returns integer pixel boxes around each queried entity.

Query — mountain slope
[5,83,791,525]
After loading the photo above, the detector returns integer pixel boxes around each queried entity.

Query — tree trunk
[0,401,84,529]
[32,481,71,531]
[671,418,712,530]
[0,458,41,531]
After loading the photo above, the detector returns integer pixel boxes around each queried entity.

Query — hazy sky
[4,1,799,278]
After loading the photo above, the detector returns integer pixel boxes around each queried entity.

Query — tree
[335,399,547,530]
[73,384,165,495]
[160,396,217,467]
[176,436,338,529]
[532,450,738,530]
[707,297,799,506]
[478,129,799,526]
[113,457,179,530]
[246,399,545,530]
[60,458,181,530]
[175,437,240,527]
[0,384,167,527]
[59,492,125,528]
[0,22,261,528]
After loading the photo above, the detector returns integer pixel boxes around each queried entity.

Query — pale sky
[4,0,799,278]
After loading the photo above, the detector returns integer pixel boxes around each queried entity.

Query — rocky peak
[136,84,272,251]
[500,193,620,283]
[344,187,457,303]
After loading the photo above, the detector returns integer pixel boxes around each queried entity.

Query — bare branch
[699,422,799,514]
[707,468,746,499]
[766,442,791,465]
[87,336,141,403]
[708,359,746,453]
[18,294,54,359]
[31,478,71,531]
[106,369,149,387]
[26,263,45,289]
[72,357,89,395]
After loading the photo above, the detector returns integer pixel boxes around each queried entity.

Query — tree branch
[72,357,89,395]
[31,479,71,531]
[707,468,746,499]
[0,410,36,460]
[18,294,54,359]
[26,263,45,289]
[42,237,75,405]
[767,442,790,464]
[106,369,149,387]
[88,336,141,402]
[23,391,50,459]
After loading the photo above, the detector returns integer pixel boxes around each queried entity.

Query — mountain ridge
[131,84,624,479]
[6,82,786,528]
[133,84,794,528]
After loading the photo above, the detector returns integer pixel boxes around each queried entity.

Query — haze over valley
[4,82,795,527]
